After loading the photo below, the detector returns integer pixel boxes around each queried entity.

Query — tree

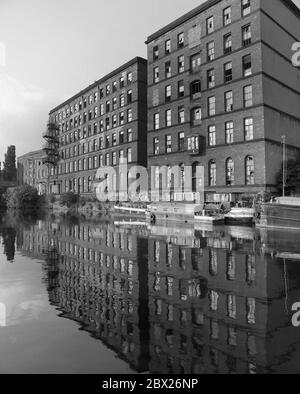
[2,146,17,181]
[276,159,300,196]
[5,185,41,210]
[60,192,80,208]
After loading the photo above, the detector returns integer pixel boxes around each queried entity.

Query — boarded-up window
[188,25,201,48]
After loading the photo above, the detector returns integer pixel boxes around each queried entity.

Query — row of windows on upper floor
[152,24,252,84]
[60,128,133,160]
[59,108,135,144]
[152,117,254,157]
[58,90,134,133]
[152,54,252,105]
[58,148,134,176]
[53,72,134,123]
[152,84,253,130]
[59,234,134,254]
[151,0,252,62]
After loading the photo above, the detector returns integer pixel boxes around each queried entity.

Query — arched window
[209,160,217,186]
[226,158,234,186]
[191,80,201,98]
[245,156,255,185]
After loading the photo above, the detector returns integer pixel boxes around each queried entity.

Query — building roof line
[49,56,147,115]
[17,149,44,160]
[145,0,300,44]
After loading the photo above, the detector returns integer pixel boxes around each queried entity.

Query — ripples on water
[1,212,300,374]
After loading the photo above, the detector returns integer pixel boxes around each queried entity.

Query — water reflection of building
[15,217,300,374]
[36,219,150,373]
[148,225,300,374]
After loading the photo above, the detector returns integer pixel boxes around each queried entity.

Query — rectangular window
[178,32,184,48]
[178,80,185,97]
[112,133,117,146]
[178,132,185,152]
[178,106,185,124]
[208,125,216,146]
[166,109,172,127]
[120,76,125,88]
[192,107,202,125]
[127,73,133,84]
[243,54,252,76]
[225,91,233,112]
[191,53,201,72]
[127,128,133,142]
[119,111,125,125]
[223,7,232,26]
[154,113,160,130]
[165,85,171,102]
[242,25,252,46]
[208,96,216,117]
[153,137,159,155]
[165,61,171,78]
[207,41,215,62]
[244,85,253,107]
[106,101,110,113]
[165,39,171,54]
[153,67,159,83]
[127,90,132,103]
[224,33,232,54]
[244,117,254,140]
[112,151,117,166]
[224,62,233,83]
[112,114,117,128]
[153,45,159,61]
[120,131,124,144]
[112,81,117,93]
[207,69,215,89]
[127,108,133,122]
[127,148,132,163]
[106,85,110,96]
[178,55,185,73]
[242,0,251,17]
[166,135,172,153]
[206,16,214,34]
[225,121,234,144]
[112,97,117,111]
[120,94,125,107]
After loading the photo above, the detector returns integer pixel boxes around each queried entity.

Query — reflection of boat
[226,225,256,241]
[194,214,224,225]
[257,197,300,230]
[225,208,255,225]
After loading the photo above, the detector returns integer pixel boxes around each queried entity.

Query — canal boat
[256,197,300,230]
[224,207,255,226]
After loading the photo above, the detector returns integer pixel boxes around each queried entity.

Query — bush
[5,185,42,210]
[60,192,80,208]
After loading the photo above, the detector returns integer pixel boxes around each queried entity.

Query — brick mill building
[46,57,147,196]
[146,0,300,203]
[17,149,49,195]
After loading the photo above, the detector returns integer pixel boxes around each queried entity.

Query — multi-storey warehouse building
[46,57,147,195]
[146,0,300,203]
[17,149,49,195]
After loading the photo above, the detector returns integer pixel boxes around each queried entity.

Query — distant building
[146,0,300,203]
[47,57,148,196]
[17,150,49,194]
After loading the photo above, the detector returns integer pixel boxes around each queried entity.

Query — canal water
[1,211,300,374]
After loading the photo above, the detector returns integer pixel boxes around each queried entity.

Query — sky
[0,0,299,162]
